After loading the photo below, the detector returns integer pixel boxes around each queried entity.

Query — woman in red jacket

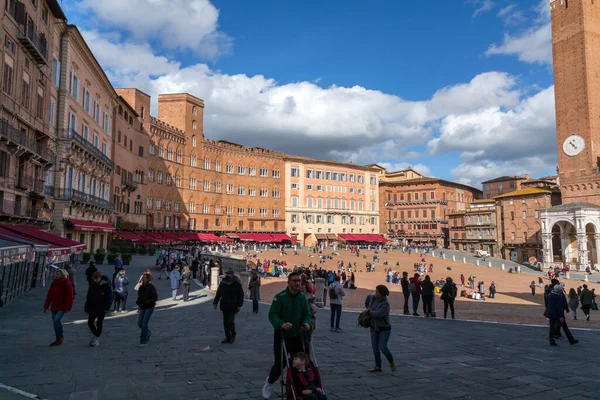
[43,269,74,346]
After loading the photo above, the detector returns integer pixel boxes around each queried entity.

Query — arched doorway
[551,221,577,265]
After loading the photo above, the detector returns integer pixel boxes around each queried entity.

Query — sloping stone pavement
[0,256,599,400]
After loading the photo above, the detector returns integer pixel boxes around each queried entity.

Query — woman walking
[170,266,181,301]
[113,270,129,312]
[248,271,261,313]
[43,269,74,346]
[136,273,157,347]
[365,285,396,373]
[421,275,435,317]
[441,277,457,319]
[180,266,192,302]
[529,281,536,296]
[489,281,496,299]
[135,269,152,291]
[568,288,579,320]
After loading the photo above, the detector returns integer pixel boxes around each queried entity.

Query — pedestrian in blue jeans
[409,274,422,316]
[136,273,157,346]
[43,269,74,346]
[365,285,396,373]
[329,276,345,332]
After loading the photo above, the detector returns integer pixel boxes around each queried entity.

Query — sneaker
[89,335,96,346]
[335,328,343,333]
[91,337,99,347]
[137,343,147,347]
[390,362,397,372]
[262,377,272,399]
[369,367,382,373]
[221,337,231,344]
[570,339,579,345]
[412,313,419,316]
[586,314,590,321]
[550,342,558,346]
[330,328,336,332]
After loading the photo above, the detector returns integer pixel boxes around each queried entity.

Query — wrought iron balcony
[0,119,54,165]
[44,185,55,197]
[15,174,33,190]
[55,188,115,212]
[121,176,139,191]
[17,26,48,65]
[384,199,448,207]
[63,129,114,171]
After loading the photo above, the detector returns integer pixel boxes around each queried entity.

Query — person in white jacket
[329,275,346,332]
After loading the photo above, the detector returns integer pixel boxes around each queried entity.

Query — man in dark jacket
[262,272,311,399]
[85,261,98,287]
[580,284,593,321]
[84,271,112,347]
[400,272,410,315]
[213,269,244,344]
[547,284,578,346]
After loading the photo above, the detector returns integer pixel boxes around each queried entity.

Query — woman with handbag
[364,285,396,373]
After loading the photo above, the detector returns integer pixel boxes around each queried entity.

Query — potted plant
[82,252,92,264]
[122,253,133,265]
[106,253,117,264]
[94,248,106,265]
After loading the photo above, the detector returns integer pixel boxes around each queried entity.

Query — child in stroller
[289,352,326,400]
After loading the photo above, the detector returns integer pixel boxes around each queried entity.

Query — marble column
[542,233,553,265]
[595,233,600,268]
[210,266,221,291]
[576,233,589,272]
[314,277,326,308]
[560,234,571,265]
[240,272,251,299]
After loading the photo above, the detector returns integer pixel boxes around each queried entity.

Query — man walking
[580,284,593,321]
[329,275,345,332]
[400,271,410,315]
[213,269,244,344]
[85,261,97,287]
[85,271,112,347]
[547,284,578,346]
[262,272,311,399]
[409,273,422,316]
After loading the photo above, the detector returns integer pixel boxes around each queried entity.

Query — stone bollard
[452,255,456,262]
[501,264,505,271]
[585,274,588,282]
[442,253,446,260]
[566,272,570,279]
[315,277,326,308]
[476,260,480,266]
[463,257,466,264]
[210,267,220,291]
[432,251,435,257]
[488,262,492,268]
[240,272,251,299]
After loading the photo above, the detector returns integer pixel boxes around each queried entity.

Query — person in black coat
[213,269,244,344]
[85,261,98,287]
[84,271,112,347]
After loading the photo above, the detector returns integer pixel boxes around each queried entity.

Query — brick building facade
[379,168,481,247]
[0,0,65,227]
[284,157,379,246]
[449,199,498,255]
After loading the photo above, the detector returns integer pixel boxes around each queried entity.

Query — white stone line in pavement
[0,383,46,399]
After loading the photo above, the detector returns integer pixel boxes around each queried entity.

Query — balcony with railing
[0,119,54,164]
[465,219,495,227]
[55,188,115,212]
[386,218,447,224]
[384,199,448,207]
[63,129,114,171]
[121,176,139,191]
[17,26,48,65]
[44,185,55,197]
[14,174,46,196]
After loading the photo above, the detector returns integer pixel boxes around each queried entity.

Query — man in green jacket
[262,272,311,399]
[580,284,593,321]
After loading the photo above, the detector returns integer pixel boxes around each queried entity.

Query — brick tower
[551,0,600,205]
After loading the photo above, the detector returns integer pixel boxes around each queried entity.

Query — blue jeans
[51,311,65,338]
[370,328,393,368]
[137,307,154,344]
[330,303,342,329]
[412,293,420,314]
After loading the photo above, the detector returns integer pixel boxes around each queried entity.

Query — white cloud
[82,30,558,184]
[485,0,551,65]
[497,4,525,26]
[79,0,232,59]
[469,0,495,17]
[378,162,432,177]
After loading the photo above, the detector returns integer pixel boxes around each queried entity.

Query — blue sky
[65,0,557,188]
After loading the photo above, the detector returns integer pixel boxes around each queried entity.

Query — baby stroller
[281,334,325,399]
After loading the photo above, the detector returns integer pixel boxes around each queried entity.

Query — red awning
[252,233,273,242]
[116,232,142,242]
[94,222,116,232]
[338,233,356,241]
[270,233,292,242]
[0,225,86,253]
[203,233,230,242]
[237,233,256,241]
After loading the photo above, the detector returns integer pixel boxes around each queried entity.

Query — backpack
[408,281,416,294]
[358,309,371,328]
[451,285,458,298]
[329,285,338,300]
